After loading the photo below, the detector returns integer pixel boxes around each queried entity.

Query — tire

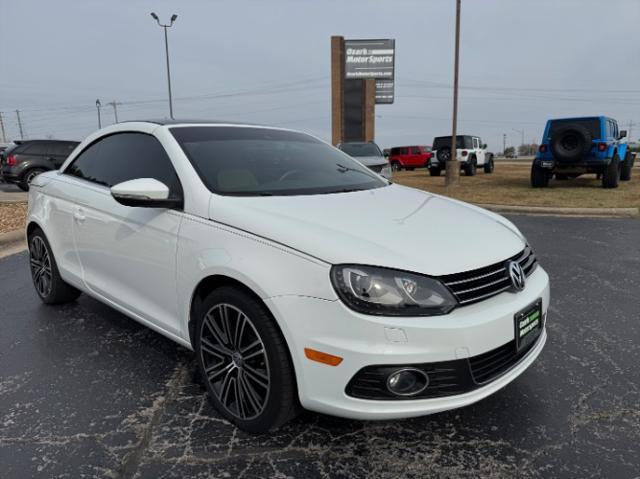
[531,163,550,187]
[429,167,441,177]
[20,168,46,191]
[436,148,451,162]
[28,228,81,304]
[483,158,494,174]
[391,161,402,172]
[195,286,299,433]
[620,151,633,181]
[464,159,477,176]
[550,124,592,162]
[602,154,620,188]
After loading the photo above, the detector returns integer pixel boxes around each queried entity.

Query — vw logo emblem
[506,260,526,291]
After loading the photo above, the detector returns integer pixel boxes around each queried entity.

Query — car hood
[208,184,525,276]
[352,155,387,167]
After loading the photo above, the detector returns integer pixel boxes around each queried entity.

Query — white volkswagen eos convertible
[26,120,549,433]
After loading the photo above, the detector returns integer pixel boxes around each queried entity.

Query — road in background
[0,216,639,478]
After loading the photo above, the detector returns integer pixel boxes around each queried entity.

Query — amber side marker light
[304,348,343,366]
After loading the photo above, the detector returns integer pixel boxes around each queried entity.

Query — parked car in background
[532,116,632,188]
[26,120,549,433]
[430,135,494,176]
[336,141,392,180]
[388,145,432,171]
[1,139,79,190]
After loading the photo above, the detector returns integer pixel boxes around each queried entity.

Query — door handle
[74,208,86,223]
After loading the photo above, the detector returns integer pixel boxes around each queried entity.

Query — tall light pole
[150,12,178,119]
[95,99,102,129]
[445,0,461,187]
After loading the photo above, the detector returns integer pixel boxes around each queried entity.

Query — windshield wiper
[335,163,378,180]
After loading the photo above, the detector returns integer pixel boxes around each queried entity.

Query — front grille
[439,246,538,306]
[346,332,542,400]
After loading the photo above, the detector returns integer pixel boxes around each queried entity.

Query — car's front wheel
[195,286,299,433]
[464,159,477,176]
[602,155,620,188]
[28,228,81,304]
[483,158,494,173]
[429,166,441,176]
[620,151,633,181]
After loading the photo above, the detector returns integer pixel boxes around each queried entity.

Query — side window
[65,132,182,199]
[410,146,420,154]
[390,148,399,156]
[472,138,480,149]
[22,142,49,155]
[613,121,618,139]
[49,143,77,157]
[400,147,408,155]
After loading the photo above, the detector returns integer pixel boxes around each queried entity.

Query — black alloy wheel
[195,287,298,433]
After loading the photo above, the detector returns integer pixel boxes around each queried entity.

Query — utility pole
[106,101,120,123]
[95,99,102,129]
[15,110,24,139]
[0,112,6,143]
[150,13,178,119]
[503,134,507,155]
[445,0,461,188]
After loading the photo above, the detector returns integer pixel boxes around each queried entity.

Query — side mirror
[482,143,488,149]
[619,130,627,139]
[111,178,182,208]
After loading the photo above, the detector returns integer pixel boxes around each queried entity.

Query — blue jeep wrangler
[532,116,634,188]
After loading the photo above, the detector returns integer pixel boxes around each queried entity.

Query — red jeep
[388,145,432,171]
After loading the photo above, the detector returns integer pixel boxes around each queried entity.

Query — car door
[409,146,421,167]
[473,137,485,165]
[63,132,184,335]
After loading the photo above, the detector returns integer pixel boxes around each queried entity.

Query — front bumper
[265,265,550,420]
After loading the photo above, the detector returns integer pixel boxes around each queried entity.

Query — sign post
[331,37,395,145]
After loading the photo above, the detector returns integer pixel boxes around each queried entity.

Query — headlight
[330,265,457,316]
[381,164,392,178]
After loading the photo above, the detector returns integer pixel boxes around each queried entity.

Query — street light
[150,12,178,119]
[95,99,102,129]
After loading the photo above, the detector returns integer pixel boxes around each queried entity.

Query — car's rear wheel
[602,154,620,188]
[20,168,45,191]
[531,163,550,187]
[620,151,633,181]
[483,158,494,173]
[28,228,81,304]
[429,167,441,176]
[195,286,298,433]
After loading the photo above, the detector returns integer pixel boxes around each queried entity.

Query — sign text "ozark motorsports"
[344,39,395,79]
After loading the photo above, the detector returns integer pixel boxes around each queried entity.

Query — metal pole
[445,0,461,187]
[0,112,6,142]
[164,26,174,119]
[15,110,24,139]
[503,134,507,155]
[95,99,102,129]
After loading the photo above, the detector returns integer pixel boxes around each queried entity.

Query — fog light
[386,368,429,396]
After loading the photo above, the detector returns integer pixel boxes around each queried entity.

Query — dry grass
[393,162,640,209]
[0,203,27,234]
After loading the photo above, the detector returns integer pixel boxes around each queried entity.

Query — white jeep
[429,135,494,176]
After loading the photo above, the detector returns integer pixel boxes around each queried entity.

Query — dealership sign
[344,39,395,104]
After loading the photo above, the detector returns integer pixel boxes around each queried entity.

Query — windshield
[433,136,473,149]
[338,142,382,157]
[170,126,387,196]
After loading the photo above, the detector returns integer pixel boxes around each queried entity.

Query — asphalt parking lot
[1,215,639,478]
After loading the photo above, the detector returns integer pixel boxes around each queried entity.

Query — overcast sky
[1,0,639,151]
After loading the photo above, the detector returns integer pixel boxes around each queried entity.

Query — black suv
[1,140,79,190]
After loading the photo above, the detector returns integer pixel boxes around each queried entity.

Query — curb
[476,203,639,218]
[0,229,25,248]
